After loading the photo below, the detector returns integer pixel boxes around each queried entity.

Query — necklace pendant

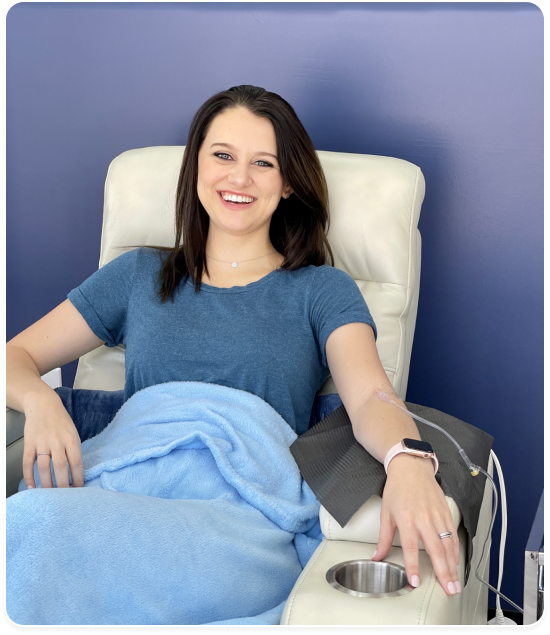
[231,262,238,268]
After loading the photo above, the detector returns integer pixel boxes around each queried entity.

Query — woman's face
[197,107,291,239]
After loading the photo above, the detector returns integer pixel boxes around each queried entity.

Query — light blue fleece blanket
[6,382,322,625]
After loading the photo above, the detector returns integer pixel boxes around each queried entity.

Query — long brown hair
[158,85,333,301]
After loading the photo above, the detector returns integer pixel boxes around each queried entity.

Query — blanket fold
[7,382,321,626]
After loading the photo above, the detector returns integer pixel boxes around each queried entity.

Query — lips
[218,190,256,203]
[217,191,257,210]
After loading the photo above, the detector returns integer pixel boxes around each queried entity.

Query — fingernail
[26,485,34,489]
[411,575,420,588]
[454,581,461,593]
[372,550,378,560]
[447,581,457,595]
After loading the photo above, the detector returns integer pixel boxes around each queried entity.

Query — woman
[6,85,460,622]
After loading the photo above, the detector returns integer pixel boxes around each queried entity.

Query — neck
[205,228,276,264]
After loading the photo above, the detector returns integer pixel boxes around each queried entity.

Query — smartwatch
[384,438,439,475]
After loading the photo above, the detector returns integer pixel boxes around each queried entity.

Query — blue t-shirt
[68,248,376,435]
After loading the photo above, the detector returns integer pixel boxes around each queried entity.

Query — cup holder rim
[326,558,414,599]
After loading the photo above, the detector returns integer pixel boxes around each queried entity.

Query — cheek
[197,164,210,188]
[197,173,220,207]
[262,176,284,200]
[196,178,207,206]
[197,156,221,187]
[196,166,213,207]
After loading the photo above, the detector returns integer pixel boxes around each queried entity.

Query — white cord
[491,450,507,624]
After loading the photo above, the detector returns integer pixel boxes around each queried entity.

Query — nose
[227,160,253,188]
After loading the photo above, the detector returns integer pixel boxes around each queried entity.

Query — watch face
[403,438,433,453]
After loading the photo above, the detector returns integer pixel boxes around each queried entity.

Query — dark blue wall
[7,2,543,614]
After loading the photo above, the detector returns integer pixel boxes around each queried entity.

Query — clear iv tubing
[376,390,523,613]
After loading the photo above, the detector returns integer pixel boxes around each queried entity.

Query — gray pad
[290,402,494,580]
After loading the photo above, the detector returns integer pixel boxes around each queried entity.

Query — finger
[66,444,84,488]
[439,509,460,585]
[423,527,459,595]
[22,445,37,489]
[398,524,421,589]
[36,454,54,488]
[440,505,460,569]
[438,529,460,590]
[373,507,397,561]
[52,448,70,488]
[448,528,461,582]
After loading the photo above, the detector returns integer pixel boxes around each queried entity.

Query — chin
[214,219,254,234]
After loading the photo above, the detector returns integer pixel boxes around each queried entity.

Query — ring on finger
[37,452,51,458]
[438,531,453,539]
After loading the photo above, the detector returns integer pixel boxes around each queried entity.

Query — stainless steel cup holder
[326,559,414,598]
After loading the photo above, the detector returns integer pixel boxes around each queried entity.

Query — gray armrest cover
[290,401,494,581]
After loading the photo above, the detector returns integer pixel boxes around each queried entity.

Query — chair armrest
[320,495,462,549]
[6,407,25,446]
[283,456,494,625]
[6,408,25,498]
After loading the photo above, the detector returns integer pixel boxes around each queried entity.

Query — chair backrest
[73,147,425,400]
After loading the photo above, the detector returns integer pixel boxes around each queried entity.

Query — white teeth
[221,193,254,203]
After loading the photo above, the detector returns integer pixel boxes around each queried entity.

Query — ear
[282,186,293,199]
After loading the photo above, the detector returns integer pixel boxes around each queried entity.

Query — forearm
[6,344,61,413]
[349,386,424,467]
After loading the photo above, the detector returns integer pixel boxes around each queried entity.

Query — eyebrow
[210,143,278,161]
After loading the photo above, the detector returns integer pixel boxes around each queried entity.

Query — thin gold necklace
[206,251,278,268]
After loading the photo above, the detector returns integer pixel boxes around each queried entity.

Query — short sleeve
[310,265,377,368]
[67,249,139,347]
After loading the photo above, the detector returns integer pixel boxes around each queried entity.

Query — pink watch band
[384,441,439,475]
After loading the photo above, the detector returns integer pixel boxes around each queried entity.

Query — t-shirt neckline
[185,267,284,293]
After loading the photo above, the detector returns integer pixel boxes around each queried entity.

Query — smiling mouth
[218,191,256,205]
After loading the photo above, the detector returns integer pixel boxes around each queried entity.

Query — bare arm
[7,299,105,488]
[326,322,461,596]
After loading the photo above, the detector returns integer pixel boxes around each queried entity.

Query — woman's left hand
[371,453,461,596]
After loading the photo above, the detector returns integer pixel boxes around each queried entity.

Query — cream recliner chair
[6,146,492,625]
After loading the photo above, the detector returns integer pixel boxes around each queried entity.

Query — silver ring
[37,452,51,457]
[439,531,453,539]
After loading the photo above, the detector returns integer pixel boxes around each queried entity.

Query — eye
[255,160,274,168]
[214,152,232,160]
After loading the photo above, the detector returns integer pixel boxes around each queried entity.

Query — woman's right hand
[6,299,106,489]
[22,393,84,489]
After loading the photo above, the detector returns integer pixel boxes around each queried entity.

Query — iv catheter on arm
[375,390,523,614]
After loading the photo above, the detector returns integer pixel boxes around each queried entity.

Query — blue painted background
[7,2,543,614]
